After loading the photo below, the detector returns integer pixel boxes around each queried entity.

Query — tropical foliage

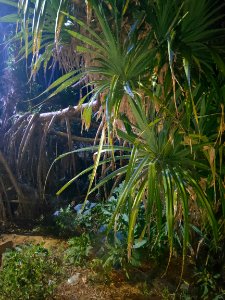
[52,0,225,263]
[0,0,86,78]
[0,0,224,272]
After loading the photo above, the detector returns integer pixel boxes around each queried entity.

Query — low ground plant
[64,233,93,266]
[194,268,225,299]
[53,204,79,236]
[0,244,61,300]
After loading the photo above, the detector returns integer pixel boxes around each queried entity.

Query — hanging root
[0,100,99,220]
[0,151,26,216]
[17,113,39,166]
[37,115,58,201]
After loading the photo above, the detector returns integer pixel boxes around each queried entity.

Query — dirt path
[0,233,66,249]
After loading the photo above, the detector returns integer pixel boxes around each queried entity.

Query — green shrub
[194,268,224,300]
[0,244,60,300]
[53,183,127,237]
[54,204,78,236]
[64,233,93,266]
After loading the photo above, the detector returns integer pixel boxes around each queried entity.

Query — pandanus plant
[52,0,224,268]
[0,0,89,77]
[55,93,221,272]
[1,0,224,266]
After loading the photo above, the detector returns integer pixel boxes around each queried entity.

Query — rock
[67,273,80,285]
[0,240,13,266]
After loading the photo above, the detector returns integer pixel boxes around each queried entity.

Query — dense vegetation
[0,0,224,298]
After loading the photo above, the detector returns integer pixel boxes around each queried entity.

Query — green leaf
[82,106,92,130]
[0,14,18,22]
[0,0,18,7]
[66,29,106,53]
